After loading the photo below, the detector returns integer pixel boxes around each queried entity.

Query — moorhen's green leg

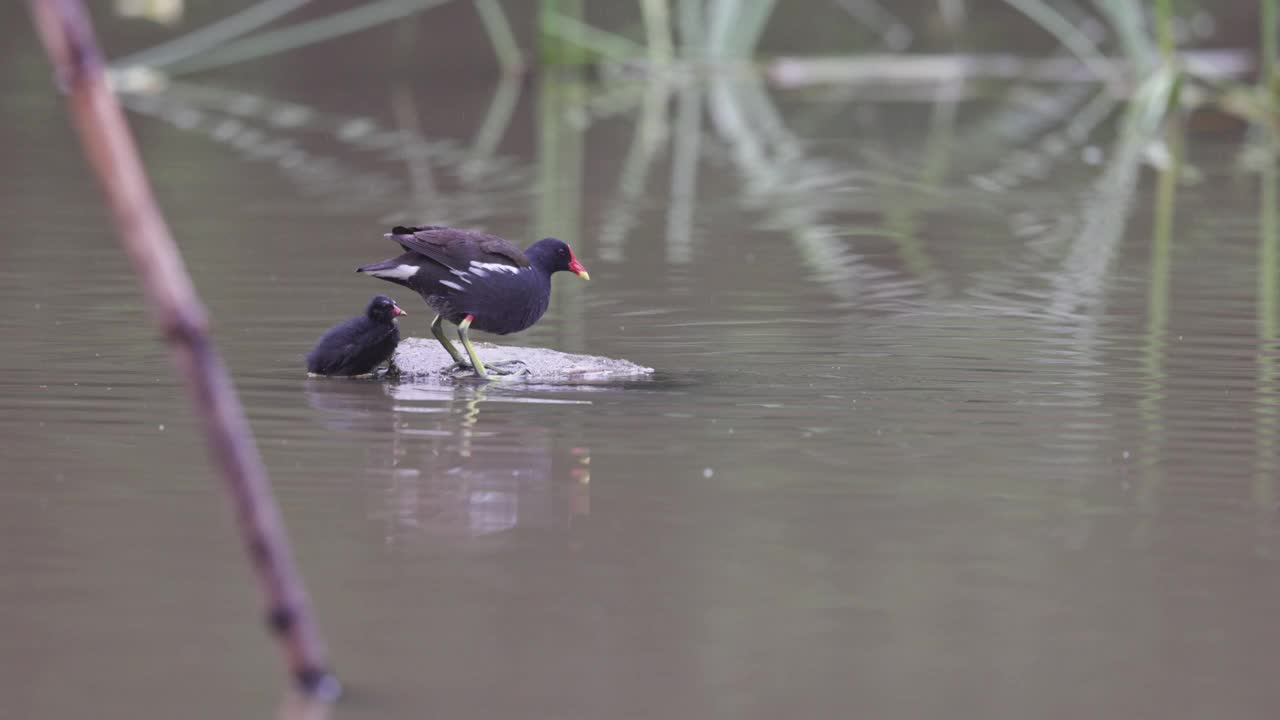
[457,314,491,378]
[456,314,523,378]
[431,314,468,366]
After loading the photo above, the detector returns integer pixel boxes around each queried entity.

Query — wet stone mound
[390,337,654,383]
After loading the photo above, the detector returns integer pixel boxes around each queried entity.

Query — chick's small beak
[569,258,590,280]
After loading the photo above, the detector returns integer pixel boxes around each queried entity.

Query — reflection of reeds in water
[597,73,672,263]
[109,0,1259,233]
[108,0,1248,324]
[135,0,456,75]
[708,70,875,296]
[666,75,702,265]
[1257,162,1279,513]
[119,79,533,224]
[1135,119,1180,523]
[112,0,309,71]
[1000,0,1117,83]
[1265,0,1279,98]
[832,0,911,51]
[390,84,442,221]
[535,65,588,353]
[641,0,675,65]
[474,0,523,73]
[1048,66,1177,320]
[109,0,1274,342]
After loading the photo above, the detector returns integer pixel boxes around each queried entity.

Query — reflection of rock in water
[303,376,398,433]
[382,384,590,541]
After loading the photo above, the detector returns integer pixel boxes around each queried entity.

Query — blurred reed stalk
[27,0,338,706]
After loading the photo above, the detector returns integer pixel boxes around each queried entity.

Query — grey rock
[390,337,654,384]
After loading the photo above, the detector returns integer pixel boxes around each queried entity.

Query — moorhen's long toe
[356,225,589,378]
[306,295,406,376]
[448,358,528,377]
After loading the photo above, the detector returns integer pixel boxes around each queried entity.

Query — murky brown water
[3,2,1279,719]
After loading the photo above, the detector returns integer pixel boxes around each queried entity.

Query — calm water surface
[3,3,1279,719]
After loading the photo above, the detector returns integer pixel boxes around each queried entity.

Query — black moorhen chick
[306,295,406,376]
[356,225,589,378]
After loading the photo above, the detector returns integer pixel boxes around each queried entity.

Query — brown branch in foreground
[28,0,339,703]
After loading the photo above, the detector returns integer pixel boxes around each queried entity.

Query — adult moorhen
[356,225,589,378]
[306,295,406,376]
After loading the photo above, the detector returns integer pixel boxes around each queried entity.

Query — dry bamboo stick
[27,0,339,703]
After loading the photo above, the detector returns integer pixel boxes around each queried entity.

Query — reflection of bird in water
[301,380,589,539]
[382,383,591,541]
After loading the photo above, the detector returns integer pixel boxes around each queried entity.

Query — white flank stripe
[470,261,521,275]
[439,280,464,291]
[469,266,488,278]
[369,264,419,280]
[449,269,473,284]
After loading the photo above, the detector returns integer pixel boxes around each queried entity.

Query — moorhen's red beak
[393,304,407,317]
[569,258,590,280]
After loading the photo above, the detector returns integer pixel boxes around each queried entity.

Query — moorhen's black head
[365,295,406,323]
[525,238,590,280]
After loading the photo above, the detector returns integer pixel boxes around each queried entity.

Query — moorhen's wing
[388,226,531,271]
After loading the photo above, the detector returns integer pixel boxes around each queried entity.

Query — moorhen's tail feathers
[356,257,403,274]
[389,225,446,236]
